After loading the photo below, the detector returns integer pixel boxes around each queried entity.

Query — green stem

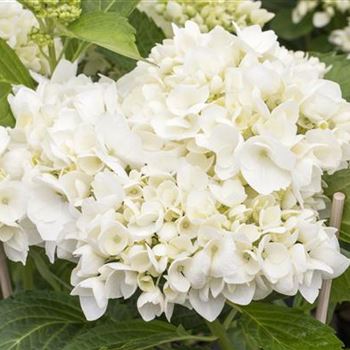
[224,309,238,330]
[38,46,50,61]
[43,18,57,75]
[22,259,33,290]
[206,319,235,350]
[56,38,70,63]
[71,42,91,62]
[48,40,57,74]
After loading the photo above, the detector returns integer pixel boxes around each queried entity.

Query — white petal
[0,126,10,155]
[189,289,225,321]
[167,84,209,116]
[168,257,191,293]
[79,295,108,321]
[224,283,255,305]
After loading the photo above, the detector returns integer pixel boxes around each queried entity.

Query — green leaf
[63,320,212,350]
[0,82,15,127]
[63,38,81,62]
[270,9,313,40]
[105,299,138,322]
[312,53,350,101]
[30,248,68,292]
[91,9,165,79]
[307,35,334,53]
[235,302,343,350]
[81,0,139,16]
[331,267,350,304]
[228,325,259,350]
[0,38,34,88]
[0,39,34,127]
[324,169,350,243]
[63,11,141,60]
[0,291,87,350]
[129,9,165,58]
[0,291,214,350]
[170,306,207,333]
[261,0,296,12]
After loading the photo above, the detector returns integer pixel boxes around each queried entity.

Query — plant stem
[206,319,234,350]
[56,38,70,63]
[0,243,12,298]
[48,41,57,74]
[38,46,50,62]
[42,18,58,75]
[71,42,90,62]
[224,308,237,330]
[22,258,33,290]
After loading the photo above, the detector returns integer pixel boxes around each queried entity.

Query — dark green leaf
[235,302,343,350]
[261,0,297,12]
[129,9,165,57]
[91,9,165,79]
[0,291,87,350]
[0,39,34,127]
[270,9,313,40]
[105,299,138,322]
[0,38,34,88]
[228,324,259,350]
[0,291,214,350]
[307,35,334,53]
[0,82,15,127]
[324,169,350,242]
[10,250,74,292]
[30,248,67,292]
[63,11,140,60]
[63,38,81,62]
[81,0,139,16]
[170,306,207,333]
[331,263,350,304]
[63,320,212,350]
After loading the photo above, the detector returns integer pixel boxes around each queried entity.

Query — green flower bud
[29,27,53,47]
[22,0,81,24]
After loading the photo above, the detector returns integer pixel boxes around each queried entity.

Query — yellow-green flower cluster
[138,0,274,37]
[22,0,81,25]
[29,27,52,47]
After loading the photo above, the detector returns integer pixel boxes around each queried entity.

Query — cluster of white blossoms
[330,20,350,53]
[0,0,51,74]
[292,0,350,54]
[138,0,274,37]
[1,22,350,323]
[292,0,350,28]
[83,1,273,79]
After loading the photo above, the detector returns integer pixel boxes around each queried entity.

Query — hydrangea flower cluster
[1,22,350,323]
[0,0,51,74]
[292,0,350,54]
[329,19,350,53]
[292,0,350,28]
[138,0,274,37]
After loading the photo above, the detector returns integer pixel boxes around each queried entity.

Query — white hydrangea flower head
[292,0,350,28]
[2,22,350,323]
[138,0,274,37]
[330,20,350,53]
[0,0,51,74]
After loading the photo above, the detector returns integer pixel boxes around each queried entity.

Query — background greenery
[0,0,350,349]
